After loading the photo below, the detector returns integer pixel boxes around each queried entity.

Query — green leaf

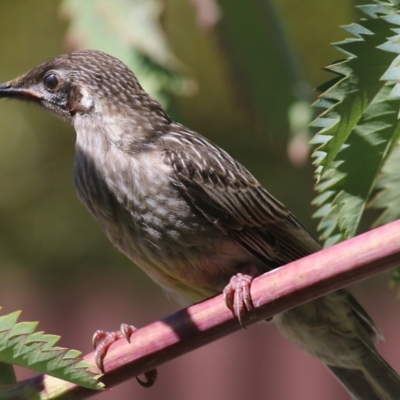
[0,308,102,390]
[369,139,400,226]
[214,0,312,140]
[60,0,191,105]
[311,2,400,246]
[0,363,16,385]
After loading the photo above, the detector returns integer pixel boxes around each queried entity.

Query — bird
[0,49,399,399]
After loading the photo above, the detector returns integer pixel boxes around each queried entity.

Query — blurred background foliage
[0,1,399,399]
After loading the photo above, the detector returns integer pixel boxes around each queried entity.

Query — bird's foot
[93,323,157,387]
[223,265,260,327]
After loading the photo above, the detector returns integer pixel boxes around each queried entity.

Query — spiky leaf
[369,19,400,229]
[311,2,400,246]
[0,308,102,390]
[370,138,400,226]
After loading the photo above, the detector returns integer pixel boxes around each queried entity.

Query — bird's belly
[74,147,261,303]
[106,202,257,303]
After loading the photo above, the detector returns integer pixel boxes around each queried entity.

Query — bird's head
[0,50,167,130]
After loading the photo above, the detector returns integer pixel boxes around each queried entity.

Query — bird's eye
[43,73,59,90]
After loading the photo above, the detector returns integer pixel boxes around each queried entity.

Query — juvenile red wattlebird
[0,50,399,399]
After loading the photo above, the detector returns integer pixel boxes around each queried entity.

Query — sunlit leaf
[311,1,400,246]
[0,308,102,390]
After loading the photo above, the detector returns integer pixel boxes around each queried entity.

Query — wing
[162,127,320,270]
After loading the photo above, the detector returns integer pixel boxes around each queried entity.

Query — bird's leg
[223,264,260,327]
[92,323,158,387]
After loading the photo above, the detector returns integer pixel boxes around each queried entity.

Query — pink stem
[24,219,400,398]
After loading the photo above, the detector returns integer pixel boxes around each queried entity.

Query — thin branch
[11,219,400,399]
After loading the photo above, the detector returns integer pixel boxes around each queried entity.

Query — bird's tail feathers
[328,350,400,400]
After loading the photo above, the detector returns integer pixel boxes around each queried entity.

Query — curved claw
[223,266,259,327]
[92,324,159,387]
[136,368,158,387]
[120,323,136,343]
[93,327,131,372]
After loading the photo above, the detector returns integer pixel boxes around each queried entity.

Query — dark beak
[0,82,42,100]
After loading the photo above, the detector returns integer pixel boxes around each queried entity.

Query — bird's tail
[328,350,400,400]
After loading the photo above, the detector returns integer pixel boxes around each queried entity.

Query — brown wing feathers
[164,128,320,268]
